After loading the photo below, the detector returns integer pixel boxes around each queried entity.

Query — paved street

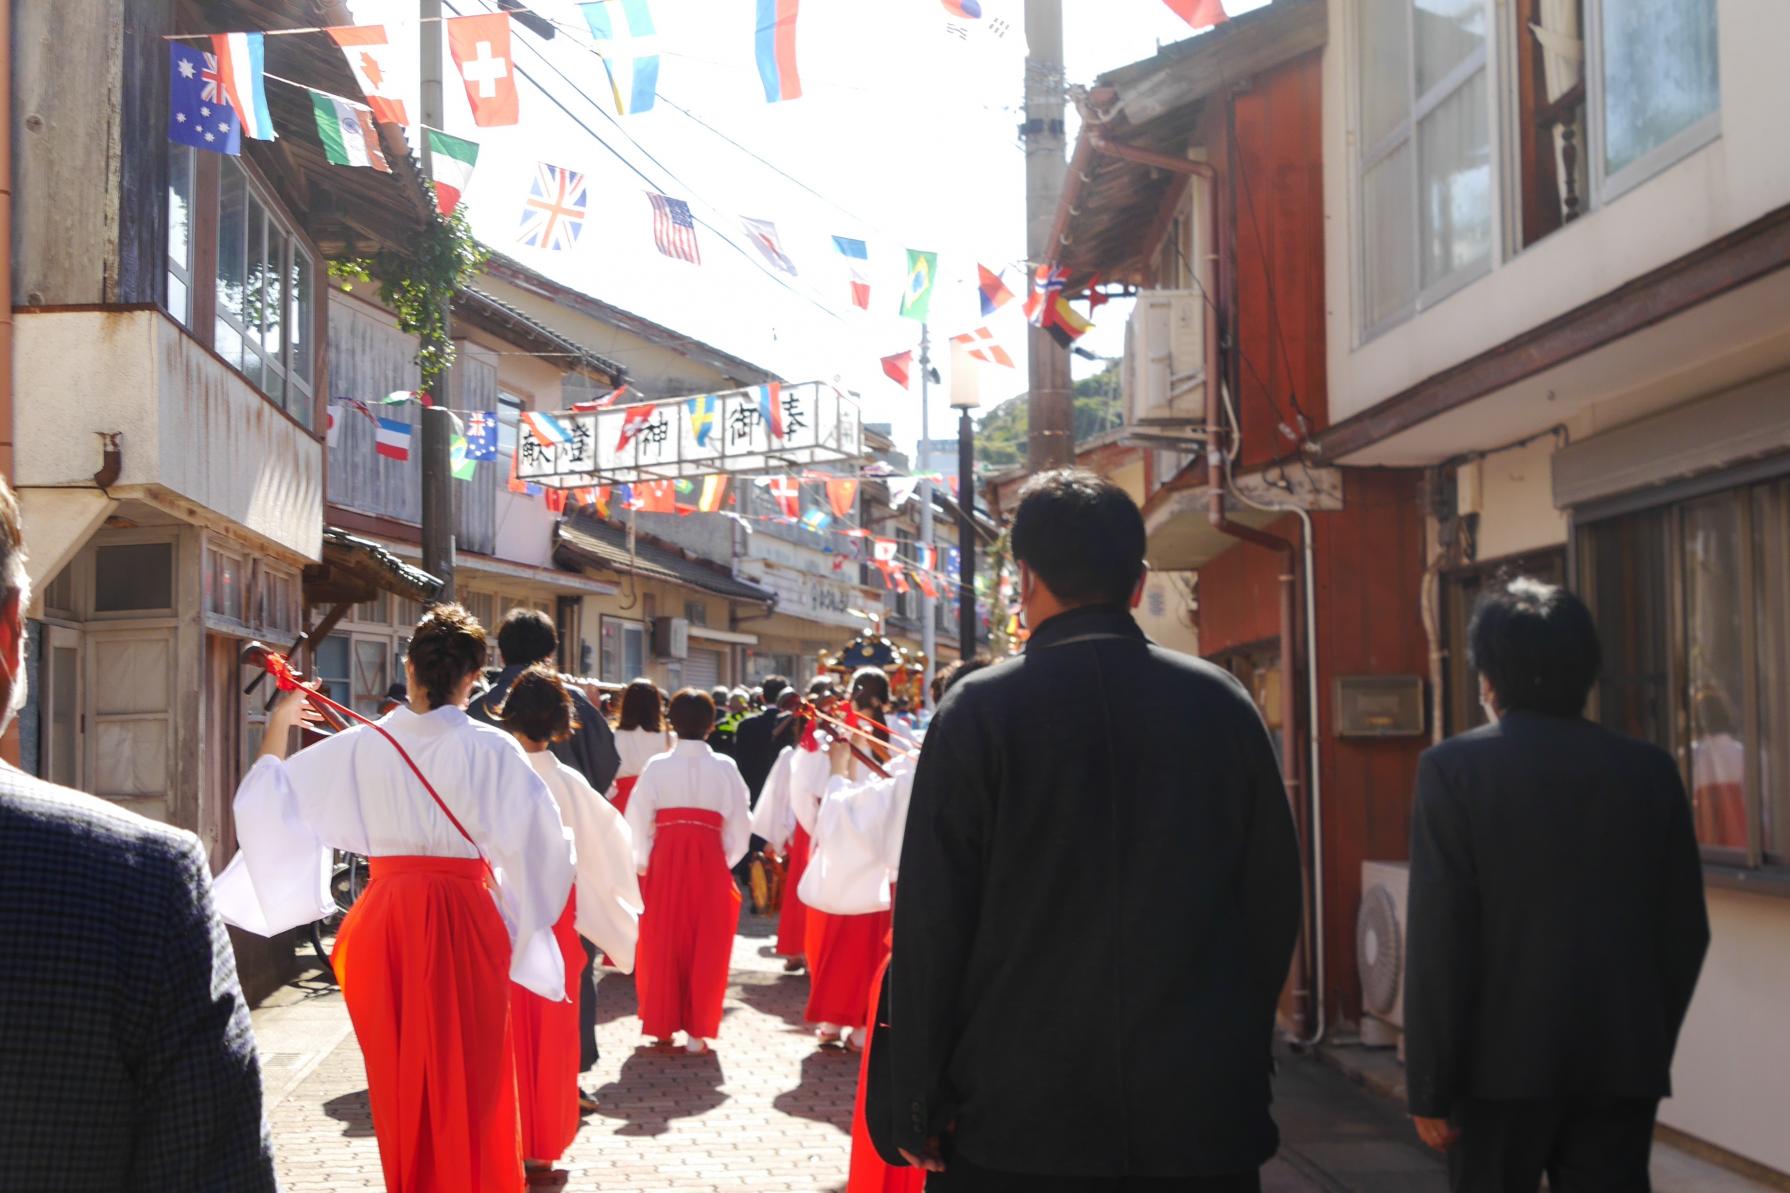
[253,913,1767,1192]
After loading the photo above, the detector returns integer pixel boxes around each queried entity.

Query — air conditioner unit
[1124,290,1206,429]
[1357,859,1410,1047]
[652,617,690,660]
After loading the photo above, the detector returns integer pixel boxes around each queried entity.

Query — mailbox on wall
[1334,675,1426,737]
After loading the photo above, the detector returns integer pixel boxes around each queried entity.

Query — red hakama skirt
[333,856,521,1193]
[847,938,923,1193]
[804,907,891,1029]
[512,891,584,1163]
[775,825,810,957]
[611,773,640,816]
[635,808,741,1041]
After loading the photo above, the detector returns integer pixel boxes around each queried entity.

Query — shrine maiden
[609,678,673,815]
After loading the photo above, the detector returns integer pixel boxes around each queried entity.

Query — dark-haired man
[1405,577,1708,1192]
[734,674,790,804]
[889,469,1302,1191]
[469,607,621,1101]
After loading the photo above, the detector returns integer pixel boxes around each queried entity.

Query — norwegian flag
[951,326,1015,368]
[647,192,702,264]
[519,162,588,253]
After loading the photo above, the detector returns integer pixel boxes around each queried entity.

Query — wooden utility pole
[1024,0,1072,472]
[419,0,455,598]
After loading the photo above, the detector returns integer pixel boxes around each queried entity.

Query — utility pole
[419,0,455,598]
[917,325,936,703]
[1024,0,1073,472]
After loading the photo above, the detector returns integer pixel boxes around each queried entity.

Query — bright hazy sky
[343,0,1261,457]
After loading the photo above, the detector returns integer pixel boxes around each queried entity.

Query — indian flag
[310,93,390,172]
[426,129,480,217]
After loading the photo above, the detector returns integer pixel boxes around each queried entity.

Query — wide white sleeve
[881,765,920,879]
[557,765,644,974]
[750,748,795,849]
[719,760,753,869]
[212,754,336,936]
[623,760,660,874]
[789,745,832,836]
[477,746,576,1000]
[799,772,897,915]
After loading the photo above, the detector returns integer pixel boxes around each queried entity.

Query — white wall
[1322,0,1790,426]
[14,310,323,563]
[1662,888,1790,1174]
[1459,437,1568,561]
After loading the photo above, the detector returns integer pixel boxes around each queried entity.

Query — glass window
[601,617,646,684]
[167,145,195,327]
[1682,494,1747,851]
[1355,0,1493,337]
[1599,0,1719,181]
[314,635,352,710]
[215,159,248,369]
[352,640,391,718]
[210,159,314,427]
[93,543,175,613]
[498,392,526,459]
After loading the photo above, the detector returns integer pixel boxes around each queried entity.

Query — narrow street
[253,913,1766,1193]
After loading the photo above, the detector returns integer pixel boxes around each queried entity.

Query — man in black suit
[1405,577,1709,1192]
[0,479,277,1190]
[468,607,621,1105]
[732,673,789,805]
[890,470,1302,1192]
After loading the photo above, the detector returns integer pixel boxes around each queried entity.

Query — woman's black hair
[667,688,715,740]
[407,603,489,711]
[617,678,665,732]
[494,662,577,744]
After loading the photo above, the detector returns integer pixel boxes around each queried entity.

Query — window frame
[1584,0,1722,206]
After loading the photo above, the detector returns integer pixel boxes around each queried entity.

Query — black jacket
[0,765,277,1191]
[1404,712,1710,1118]
[469,663,621,793]
[732,707,784,803]
[889,605,1302,1179]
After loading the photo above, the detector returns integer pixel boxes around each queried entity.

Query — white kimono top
[213,705,575,1000]
[527,751,644,974]
[788,742,836,837]
[749,747,797,850]
[611,727,675,783]
[623,740,752,874]
[798,753,918,916]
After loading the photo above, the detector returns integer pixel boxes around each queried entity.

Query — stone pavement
[253,914,1772,1192]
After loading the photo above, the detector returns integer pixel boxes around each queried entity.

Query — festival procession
[1,0,1786,1190]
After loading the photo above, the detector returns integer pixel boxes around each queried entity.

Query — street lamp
[948,348,981,660]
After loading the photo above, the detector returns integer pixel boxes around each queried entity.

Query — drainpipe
[1087,130,1323,1043]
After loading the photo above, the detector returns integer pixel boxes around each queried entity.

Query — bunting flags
[742,217,798,274]
[648,192,702,264]
[592,486,613,517]
[757,383,785,439]
[901,249,938,321]
[521,410,576,448]
[766,476,802,520]
[978,264,1015,315]
[687,394,719,446]
[450,434,478,481]
[464,410,499,460]
[754,0,803,103]
[310,94,390,172]
[382,390,426,405]
[696,474,729,513]
[833,236,871,309]
[615,403,655,452]
[1163,0,1229,28]
[169,44,242,155]
[447,13,519,127]
[375,417,413,461]
[825,478,859,518]
[326,408,341,448]
[326,25,409,125]
[872,537,899,563]
[881,350,914,388]
[582,0,660,115]
[634,480,677,513]
[800,506,833,533]
[888,477,921,509]
[519,162,589,252]
[943,0,983,14]
[426,129,480,216]
[951,325,1015,367]
[211,33,275,141]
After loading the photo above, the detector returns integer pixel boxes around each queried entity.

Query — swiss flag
[1162,0,1228,28]
[447,13,519,127]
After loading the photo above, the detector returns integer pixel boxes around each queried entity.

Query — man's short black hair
[1010,469,1147,607]
[496,608,558,668]
[761,675,789,705]
[1469,577,1601,718]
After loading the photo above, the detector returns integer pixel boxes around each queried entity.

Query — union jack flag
[648,191,702,264]
[200,52,232,107]
[518,162,588,253]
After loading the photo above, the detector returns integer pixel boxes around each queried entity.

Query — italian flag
[427,129,480,217]
[310,93,390,172]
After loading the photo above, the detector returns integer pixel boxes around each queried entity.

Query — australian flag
[465,410,500,461]
[169,42,241,155]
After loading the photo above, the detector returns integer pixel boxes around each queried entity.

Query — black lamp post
[952,395,978,657]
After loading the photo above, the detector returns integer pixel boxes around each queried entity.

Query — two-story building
[1314,0,1790,1173]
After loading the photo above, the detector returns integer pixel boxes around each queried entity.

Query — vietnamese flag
[881,350,913,389]
[825,478,859,518]
[1162,0,1228,28]
[447,13,519,127]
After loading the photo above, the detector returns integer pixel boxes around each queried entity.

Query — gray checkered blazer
[0,763,278,1191]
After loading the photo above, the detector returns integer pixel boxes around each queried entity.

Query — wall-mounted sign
[1334,675,1426,737]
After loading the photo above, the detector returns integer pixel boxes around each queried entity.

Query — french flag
[211,32,275,141]
[375,417,412,462]
[520,410,575,448]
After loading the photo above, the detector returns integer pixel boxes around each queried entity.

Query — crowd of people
[0,469,1710,1193]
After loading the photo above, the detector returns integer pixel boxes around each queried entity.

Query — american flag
[648,191,702,264]
[519,162,588,253]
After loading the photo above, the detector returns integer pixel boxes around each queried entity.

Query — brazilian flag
[900,249,938,322]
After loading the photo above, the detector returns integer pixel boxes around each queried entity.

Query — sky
[342,0,1261,459]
